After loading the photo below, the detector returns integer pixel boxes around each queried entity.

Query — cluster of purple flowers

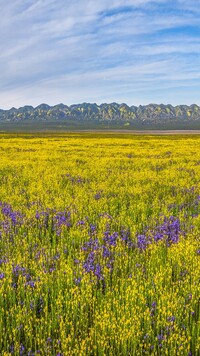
[11,264,36,289]
[142,314,177,351]
[94,190,103,200]
[81,238,104,281]
[35,210,50,227]
[0,202,23,225]
[0,272,5,280]
[75,227,132,286]
[0,202,24,237]
[42,252,61,274]
[150,301,157,317]
[137,216,182,250]
[30,297,44,317]
[63,173,87,185]
[53,211,71,235]
[35,209,71,236]
[153,216,181,245]
[10,344,39,355]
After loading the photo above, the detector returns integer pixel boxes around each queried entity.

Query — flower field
[0,133,199,355]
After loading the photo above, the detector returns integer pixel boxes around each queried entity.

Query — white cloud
[0,0,199,108]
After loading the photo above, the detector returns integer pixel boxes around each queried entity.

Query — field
[0,133,199,355]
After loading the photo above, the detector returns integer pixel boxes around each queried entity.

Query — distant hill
[0,103,200,130]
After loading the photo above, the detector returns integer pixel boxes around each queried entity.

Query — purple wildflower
[103,231,118,246]
[26,280,36,288]
[137,234,149,250]
[74,277,82,285]
[76,220,85,226]
[9,344,15,354]
[0,272,5,280]
[102,245,111,258]
[150,302,156,317]
[94,193,101,200]
[94,263,104,280]
[46,337,52,344]
[89,224,97,236]
[157,334,164,341]
[19,344,25,355]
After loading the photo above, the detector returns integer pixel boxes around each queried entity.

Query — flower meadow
[0,132,199,355]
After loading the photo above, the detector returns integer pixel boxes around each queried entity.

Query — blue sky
[0,0,200,109]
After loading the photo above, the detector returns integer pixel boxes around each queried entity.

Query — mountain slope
[0,103,200,129]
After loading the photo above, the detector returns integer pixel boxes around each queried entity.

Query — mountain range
[0,103,200,130]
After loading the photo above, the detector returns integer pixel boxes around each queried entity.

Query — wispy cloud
[0,0,199,108]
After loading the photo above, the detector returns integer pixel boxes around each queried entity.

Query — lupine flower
[0,272,5,279]
[94,193,101,200]
[19,344,25,355]
[137,234,149,250]
[103,231,118,246]
[74,277,82,285]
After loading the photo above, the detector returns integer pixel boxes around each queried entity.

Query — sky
[0,0,200,109]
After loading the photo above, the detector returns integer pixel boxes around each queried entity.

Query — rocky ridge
[0,103,200,125]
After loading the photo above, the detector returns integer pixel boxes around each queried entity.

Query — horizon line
[1,102,200,111]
